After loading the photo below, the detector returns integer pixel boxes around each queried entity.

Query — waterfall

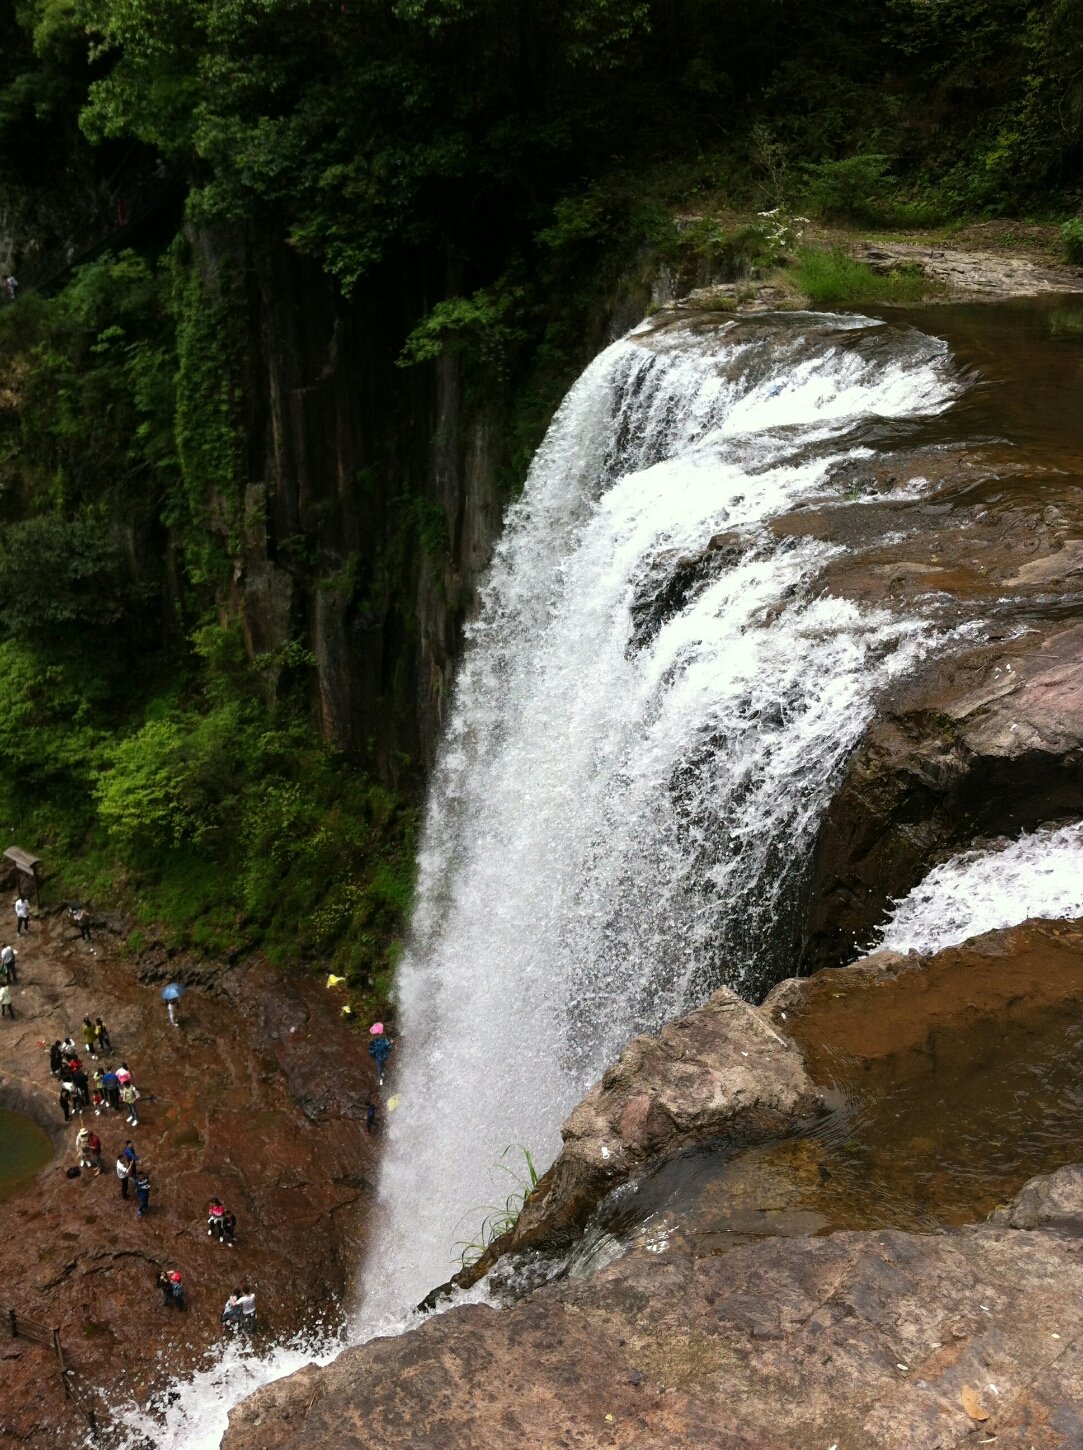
[113,311,964,1446]
[361,311,960,1322]
[876,821,1083,956]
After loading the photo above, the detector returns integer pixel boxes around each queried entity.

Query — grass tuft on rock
[793,247,933,307]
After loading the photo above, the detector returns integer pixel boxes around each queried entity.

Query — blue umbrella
[161,982,185,1002]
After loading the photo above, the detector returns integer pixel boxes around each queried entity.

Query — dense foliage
[0,251,413,1003]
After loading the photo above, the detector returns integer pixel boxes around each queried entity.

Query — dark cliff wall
[206,227,654,789]
[199,228,507,787]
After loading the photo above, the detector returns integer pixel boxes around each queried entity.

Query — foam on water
[876,821,1083,956]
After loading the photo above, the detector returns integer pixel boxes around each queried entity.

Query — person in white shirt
[14,892,30,935]
[0,944,16,982]
[236,1288,256,1330]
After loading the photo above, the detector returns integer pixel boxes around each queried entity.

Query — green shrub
[93,692,415,988]
[1061,218,1083,265]
[0,516,155,650]
[802,154,894,223]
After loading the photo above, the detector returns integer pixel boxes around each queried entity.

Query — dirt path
[0,906,381,1446]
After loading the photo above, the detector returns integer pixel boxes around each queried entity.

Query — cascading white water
[360,312,961,1322]
[112,311,966,1447]
[875,820,1083,956]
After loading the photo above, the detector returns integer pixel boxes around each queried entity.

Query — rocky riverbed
[0,912,379,1446]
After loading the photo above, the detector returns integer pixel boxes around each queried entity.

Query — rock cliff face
[203,232,508,782]
[205,229,650,783]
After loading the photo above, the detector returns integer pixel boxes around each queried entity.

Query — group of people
[74,1128,152,1214]
[220,1286,256,1330]
[53,1031,140,1126]
[0,890,34,1017]
[7,881,407,1346]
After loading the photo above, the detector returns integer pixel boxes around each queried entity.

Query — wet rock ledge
[223,925,1083,1450]
[440,984,822,1291]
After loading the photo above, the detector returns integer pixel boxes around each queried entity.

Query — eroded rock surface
[224,927,1083,1450]
[224,1166,1083,1450]
[857,239,1083,297]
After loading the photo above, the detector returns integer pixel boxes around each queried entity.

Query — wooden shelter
[2,847,42,905]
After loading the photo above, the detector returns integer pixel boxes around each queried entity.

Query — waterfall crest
[362,311,960,1320]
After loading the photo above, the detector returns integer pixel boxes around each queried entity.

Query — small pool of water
[0,1108,53,1202]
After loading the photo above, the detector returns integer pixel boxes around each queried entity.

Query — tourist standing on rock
[50,1040,62,1075]
[207,1197,226,1240]
[156,1270,180,1308]
[82,1017,98,1059]
[59,1084,73,1121]
[1,943,17,982]
[60,1035,76,1061]
[116,1153,132,1199]
[90,1069,104,1115]
[101,1067,120,1111]
[94,1017,112,1054]
[222,1211,237,1248]
[0,981,13,1018]
[368,1023,394,1086]
[221,1290,242,1330]
[121,1080,140,1126]
[236,1286,256,1330]
[14,891,30,935]
[135,1169,151,1217]
[76,1126,101,1172]
[72,905,91,941]
[122,1139,139,1173]
[72,1065,90,1109]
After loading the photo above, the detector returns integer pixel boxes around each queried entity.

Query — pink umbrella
[369,1022,384,1035]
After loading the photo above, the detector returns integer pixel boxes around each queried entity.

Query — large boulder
[439,984,821,1294]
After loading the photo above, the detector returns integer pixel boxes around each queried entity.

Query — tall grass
[455,1146,540,1269]
[793,246,933,307]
